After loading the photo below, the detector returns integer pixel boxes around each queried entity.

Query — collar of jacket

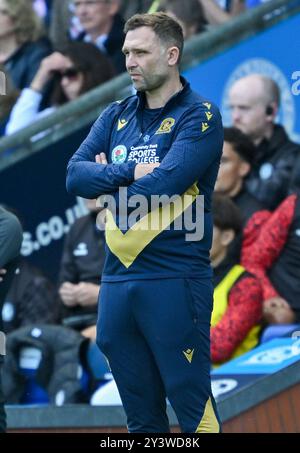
[255,124,291,163]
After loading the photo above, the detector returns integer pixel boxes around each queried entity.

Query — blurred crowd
[0,0,272,136]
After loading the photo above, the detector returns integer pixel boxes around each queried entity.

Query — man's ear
[167,46,180,66]
[220,229,235,247]
[238,161,251,178]
[265,102,278,122]
[108,0,120,16]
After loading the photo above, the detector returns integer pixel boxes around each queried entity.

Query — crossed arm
[95,152,159,180]
[66,107,223,201]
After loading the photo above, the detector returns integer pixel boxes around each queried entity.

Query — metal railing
[0,0,299,172]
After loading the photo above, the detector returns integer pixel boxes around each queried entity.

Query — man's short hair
[224,127,255,166]
[124,12,184,63]
[212,194,242,234]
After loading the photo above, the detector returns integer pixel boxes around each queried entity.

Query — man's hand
[74,282,100,307]
[59,282,78,307]
[0,268,6,283]
[134,163,160,180]
[263,297,296,324]
[30,52,71,92]
[95,153,108,165]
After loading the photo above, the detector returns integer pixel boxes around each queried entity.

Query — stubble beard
[136,72,168,93]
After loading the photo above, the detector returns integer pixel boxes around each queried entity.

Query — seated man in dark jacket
[58,199,105,340]
[73,0,125,73]
[229,74,300,210]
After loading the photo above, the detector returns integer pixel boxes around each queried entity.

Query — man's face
[229,79,270,143]
[215,141,250,196]
[73,0,115,35]
[122,26,171,92]
[59,57,84,101]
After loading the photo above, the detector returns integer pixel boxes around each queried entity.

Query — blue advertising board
[211,337,300,399]
[0,127,91,281]
[185,12,300,142]
[212,338,300,375]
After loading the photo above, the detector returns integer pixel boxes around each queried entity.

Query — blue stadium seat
[260,324,300,344]
[86,342,112,381]
[19,347,49,404]
[18,343,112,404]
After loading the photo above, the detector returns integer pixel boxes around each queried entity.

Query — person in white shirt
[5,41,115,135]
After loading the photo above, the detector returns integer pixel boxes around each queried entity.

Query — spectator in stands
[0,205,59,332]
[73,0,126,74]
[2,259,60,334]
[159,0,207,38]
[242,193,300,325]
[2,323,90,405]
[49,1,171,57]
[229,74,300,210]
[0,207,23,432]
[215,127,264,225]
[0,209,106,408]
[0,0,52,90]
[5,42,115,135]
[58,199,105,341]
[0,65,19,137]
[210,194,262,365]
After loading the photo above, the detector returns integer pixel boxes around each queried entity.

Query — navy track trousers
[97,278,221,433]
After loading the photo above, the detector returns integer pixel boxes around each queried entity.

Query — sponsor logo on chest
[128,144,160,163]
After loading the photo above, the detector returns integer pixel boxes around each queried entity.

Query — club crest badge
[112,145,127,164]
[155,118,175,135]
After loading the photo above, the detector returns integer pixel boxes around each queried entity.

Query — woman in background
[5,42,115,135]
[0,0,52,90]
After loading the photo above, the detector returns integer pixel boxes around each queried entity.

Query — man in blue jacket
[67,12,223,433]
